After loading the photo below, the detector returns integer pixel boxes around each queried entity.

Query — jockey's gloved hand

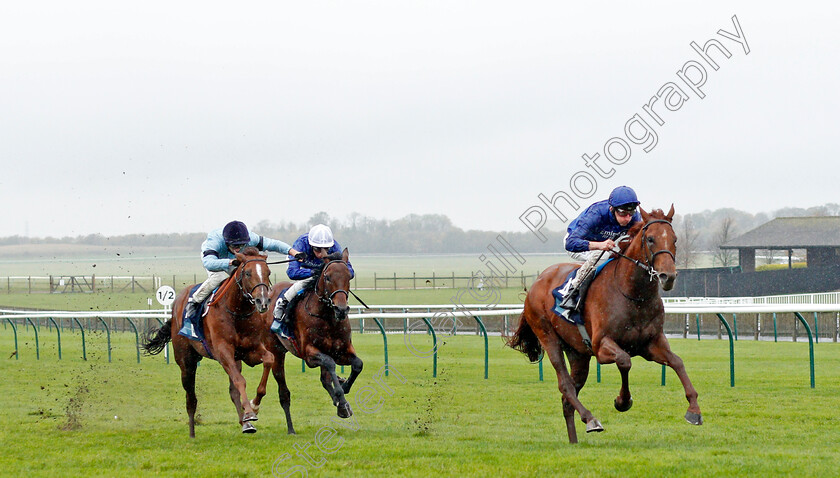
[230,259,241,268]
[301,261,319,269]
[294,252,306,261]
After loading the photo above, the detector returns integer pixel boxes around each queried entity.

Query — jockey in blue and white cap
[270,224,354,339]
[179,220,302,339]
[558,186,642,314]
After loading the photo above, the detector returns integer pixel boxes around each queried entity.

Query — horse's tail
[506,311,543,363]
[141,319,172,356]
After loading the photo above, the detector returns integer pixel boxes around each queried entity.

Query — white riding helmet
[308,224,335,248]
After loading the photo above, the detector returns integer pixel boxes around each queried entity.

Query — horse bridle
[612,219,676,281]
[234,258,272,305]
[316,260,350,309]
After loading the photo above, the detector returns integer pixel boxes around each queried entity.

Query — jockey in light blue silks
[558,186,642,318]
[179,220,303,339]
[270,224,354,340]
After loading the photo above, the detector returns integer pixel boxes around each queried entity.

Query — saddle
[551,259,613,325]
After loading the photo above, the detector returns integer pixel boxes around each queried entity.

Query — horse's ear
[235,252,245,263]
[666,204,675,222]
[640,206,649,222]
[342,247,349,262]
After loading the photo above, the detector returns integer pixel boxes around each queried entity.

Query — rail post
[4,318,18,359]
[24,318,40,360]
[715,313,735,387]
[95,317,111,362]
[47,317,61,359]
[474,316,489,379]
[153,318,168,364]
[126,318,141,364]
[372,318,389,376]
[71,318,87,361]
[793,312,816,389]
[773,312,778,342]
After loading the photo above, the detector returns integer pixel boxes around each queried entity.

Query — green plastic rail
[793,312,816,388]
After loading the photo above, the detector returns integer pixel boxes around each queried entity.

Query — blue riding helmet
[222,221,250,246]
[608,186,640,209]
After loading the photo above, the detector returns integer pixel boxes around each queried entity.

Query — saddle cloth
[178,284,217,343]
[551,259,613,325]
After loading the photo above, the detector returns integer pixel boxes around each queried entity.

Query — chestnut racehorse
[142,246,276,437]
[508,206,702,443]
[255,248,363,427]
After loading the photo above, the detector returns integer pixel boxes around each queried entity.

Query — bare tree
[713,216,737,267]
[676,215,700,269]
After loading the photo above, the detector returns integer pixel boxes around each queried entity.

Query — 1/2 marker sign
[156,285,176,306]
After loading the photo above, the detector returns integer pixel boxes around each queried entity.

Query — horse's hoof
[614,397,633,412]
[243,412,258,422]
[242,422,257,434]
[337,402,353,419]
[585,418,604,433]
[685,411,703,425]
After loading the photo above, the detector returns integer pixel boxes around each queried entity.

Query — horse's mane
[619,209,670,253]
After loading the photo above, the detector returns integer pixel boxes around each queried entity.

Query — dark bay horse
[508,206,702,443]
[256,248,363,427]
[142,246,277,437]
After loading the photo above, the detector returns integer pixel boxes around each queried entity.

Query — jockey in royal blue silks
[558,186,642,317]
[270,224,355,340]
[179,220,303,340]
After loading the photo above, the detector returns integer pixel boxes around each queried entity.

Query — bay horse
[253,248,363,427]
[141,246,277,437]
[508,206,702,444]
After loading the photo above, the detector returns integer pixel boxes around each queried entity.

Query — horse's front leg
[338,349,364,394]
[595,336,634,412]
[644,333,702,425]
[249,348,276,416]
[217,348,258,433]
[228,360,245,423]
[306,349,352,418]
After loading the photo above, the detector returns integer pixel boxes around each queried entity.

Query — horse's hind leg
[272,351,295,434]
[543,340,601,442]
[645,333,702,425]
[177,349,200,438]
[596,337,634,413]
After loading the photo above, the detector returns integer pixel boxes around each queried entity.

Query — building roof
[721,216,840,249]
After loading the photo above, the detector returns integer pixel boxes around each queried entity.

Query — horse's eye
[325,275,331,283]
[245,271,251,277]
[646,237,655,244]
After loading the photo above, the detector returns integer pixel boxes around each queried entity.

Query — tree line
[2,204,838,259]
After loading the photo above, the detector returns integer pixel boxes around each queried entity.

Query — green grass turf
[1,328,838,477]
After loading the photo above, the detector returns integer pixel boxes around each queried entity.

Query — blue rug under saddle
[551,259,613,325]
[178,284,210,343]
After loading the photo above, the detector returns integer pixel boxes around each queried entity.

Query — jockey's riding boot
[178,299,200,340]
[558,283,581,311]
[270,297,291,339]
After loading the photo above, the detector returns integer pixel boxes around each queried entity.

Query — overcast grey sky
[2,2,837,238]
